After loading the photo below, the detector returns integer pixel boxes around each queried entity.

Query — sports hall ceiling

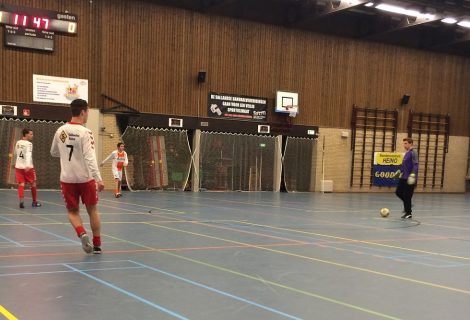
[147,0,470,57]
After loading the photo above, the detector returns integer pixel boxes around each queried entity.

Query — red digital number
[13,14,28,27]
[33,16,41,28]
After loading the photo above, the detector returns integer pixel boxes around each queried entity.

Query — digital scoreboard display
[0,3,78,52]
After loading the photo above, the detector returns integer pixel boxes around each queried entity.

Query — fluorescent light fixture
[441,17,457,24]
[376,4,420,17]
[365,2,374,7]
[457,20,470,28]
[375,3,436,20]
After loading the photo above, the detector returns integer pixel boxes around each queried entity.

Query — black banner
[208,92,267,122]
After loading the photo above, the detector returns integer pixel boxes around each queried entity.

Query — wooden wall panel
[1,0,470,135]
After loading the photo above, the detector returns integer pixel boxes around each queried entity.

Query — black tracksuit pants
[395,179,415,214]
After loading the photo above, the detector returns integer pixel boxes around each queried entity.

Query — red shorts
[15,168,36,184]
[60,180,98,210]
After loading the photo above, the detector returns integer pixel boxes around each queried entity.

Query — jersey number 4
[66,145,74,161]
[19,151,24,159]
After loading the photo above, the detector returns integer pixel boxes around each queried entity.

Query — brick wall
[314,128,469,193]
[100,114,121,190]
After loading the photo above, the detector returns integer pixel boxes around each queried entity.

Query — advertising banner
[33,74,88,104]
[208,92,267,122]
[372,152,403,186]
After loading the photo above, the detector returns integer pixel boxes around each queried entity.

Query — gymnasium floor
[0,190,469,320]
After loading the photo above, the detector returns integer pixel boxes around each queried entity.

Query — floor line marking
[100,234,401,320]
[63,263,190,320]
[235,221,470,262]
[129,260,303,320]
[0,242,310,258]
[0,234,24,247]
[144,222,470,295]
[0,266,144,277]
[0,305,18,320]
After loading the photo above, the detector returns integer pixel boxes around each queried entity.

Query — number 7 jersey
[50,122,102,183]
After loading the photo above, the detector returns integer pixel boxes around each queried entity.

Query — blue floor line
[129,260,304,320]
[0,214,79,244]
[63,263,190,320]
[0,266,144,277]
[0,234,24,247]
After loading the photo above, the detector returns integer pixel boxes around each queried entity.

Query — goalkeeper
[395,138,419,219]
[101,142,128,198]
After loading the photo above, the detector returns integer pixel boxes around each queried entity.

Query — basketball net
[283,105,298,118]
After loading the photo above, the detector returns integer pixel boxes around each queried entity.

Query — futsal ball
[380,208,390,218]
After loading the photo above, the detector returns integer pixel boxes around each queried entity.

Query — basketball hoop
[283,105,298,118]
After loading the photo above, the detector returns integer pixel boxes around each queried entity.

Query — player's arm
[50,132,60,157]
[411,149,419,176]
[100,151,114,166]
[82,130,103,183]
[13,142,18,157]
[24,142,33,170]
[124,151,129,166]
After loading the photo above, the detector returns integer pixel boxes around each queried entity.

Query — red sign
[22,109,31,117]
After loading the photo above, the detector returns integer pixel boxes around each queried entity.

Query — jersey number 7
[66,145,74,161]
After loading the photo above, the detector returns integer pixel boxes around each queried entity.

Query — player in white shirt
[14,128,41,208]
[51,99,104,254]
[101,142,128,198]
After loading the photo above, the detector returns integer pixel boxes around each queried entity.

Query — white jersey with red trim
[101,150,128,171]
[14,139,34,169]
[50,122,103,183]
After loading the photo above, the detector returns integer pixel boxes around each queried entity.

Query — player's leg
[85,203,101,254]
[117,170,123,197]
[402,184,414,218]
[114,179,121,197]
[28,169,41,207]
[82,180,101,254]
[112,168,120,197]
[400,182,413,219]
[15,169,25,208]
[395,179,405,201]
[61,182,92,253]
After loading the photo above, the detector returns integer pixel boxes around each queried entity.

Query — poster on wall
[372,152,403,187]
[33,74,88,104]
[208,92,267,122]
[0,105,18,116]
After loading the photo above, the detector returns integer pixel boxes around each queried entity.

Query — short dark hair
[403,138,413,144]
[22,128,32,136]
[70,99,88,117]
[117,142,124,148]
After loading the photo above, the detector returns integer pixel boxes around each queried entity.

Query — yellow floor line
[0,305,18,320]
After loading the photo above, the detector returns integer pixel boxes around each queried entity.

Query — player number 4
[66,145,74,161]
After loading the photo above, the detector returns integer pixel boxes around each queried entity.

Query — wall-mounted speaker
[401,94,410,106]
[198,71,206,83]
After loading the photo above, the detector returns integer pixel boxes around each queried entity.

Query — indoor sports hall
[1,0,470,319]
[0,191,469,320]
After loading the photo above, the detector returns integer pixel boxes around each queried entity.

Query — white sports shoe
[80,233,93,254]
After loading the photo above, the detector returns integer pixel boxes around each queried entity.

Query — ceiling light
[365,2,374,7]
[376,4,420,17]
[457,20,470,28]
[441,17,458,24]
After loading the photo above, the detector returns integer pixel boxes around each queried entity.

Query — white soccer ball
[380,208,390,218]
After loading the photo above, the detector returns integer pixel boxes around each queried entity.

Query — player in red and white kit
[50,99,104,254]
[101,142,128,198]
[14,128,41,208]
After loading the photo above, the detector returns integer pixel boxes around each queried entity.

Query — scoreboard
[0,3,78,52]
